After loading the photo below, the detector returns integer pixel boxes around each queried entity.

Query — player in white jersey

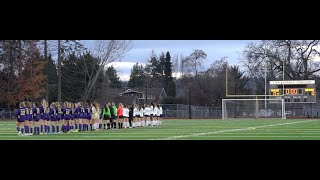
[91,102,100,131]
[140,106,145,127]
[150,103,155,126]
[153,103,159,126]
[159,104,163,125]
[133,104,138,128]
[144,104,151,126]
[123,105,129,128]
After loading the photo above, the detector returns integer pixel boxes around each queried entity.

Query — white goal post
[222,99,286,119]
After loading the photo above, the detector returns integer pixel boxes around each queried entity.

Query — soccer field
[1,119,320,140]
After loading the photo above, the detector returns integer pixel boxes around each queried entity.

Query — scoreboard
[269,80,316,103]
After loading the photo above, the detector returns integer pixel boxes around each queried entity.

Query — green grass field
[1,119,320,140]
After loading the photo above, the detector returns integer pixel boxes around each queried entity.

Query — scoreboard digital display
[269,80,316,103]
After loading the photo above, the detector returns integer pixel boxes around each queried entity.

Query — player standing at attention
[39,100,45,134]
[61,102,66,133]
[24,101,30,136]
[144,104,150,127]
[82,102,87,131]
[150,103,154,127]
[153,103,159,126]
[117,103,124,129]
[24,102,30,135]
[32,102,40,135]
[102,103,109,130]
[159,104,163,125]
[56,102,62,133]
[28,102,34,135]
[129,105,134,128]
[98,103,103,129]
[137,105,143,127]
[63,102,72,133]
[124,104,128,128]
[133,104,138,127]
[123,104,129,128]
[16,102,26,136]
[74,102,80,132]
[91,102,100,131]
[125,104,130,128]
[106,102,112,129]
[78,102,83,132]
[70,103,75,131]
[44,101,51,134]
[87,102,93,131]
[60,102,66,133]
[50,102,57,134]
[141,105,146,127]
[110,102,117,129]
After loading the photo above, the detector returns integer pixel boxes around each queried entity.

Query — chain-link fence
[162,103,320,119]
[162,104,222,119]
[0,109,16,119]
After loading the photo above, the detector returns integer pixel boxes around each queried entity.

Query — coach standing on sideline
[129,105,134,128]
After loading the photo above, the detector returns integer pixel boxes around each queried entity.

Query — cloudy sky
[82,40,256,81]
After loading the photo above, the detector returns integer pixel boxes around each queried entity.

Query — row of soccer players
[16,100,163,136]
[105,103,164,130]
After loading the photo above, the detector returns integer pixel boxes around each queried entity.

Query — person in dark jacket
[129,105,134,128]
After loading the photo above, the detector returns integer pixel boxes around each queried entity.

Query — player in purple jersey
[39,99,46,134]
[50,103,58,134]
[87,103,93,131]
[56,102,62,133]
[68,102,73,132]
[74,103,80,132]
[32,102,40,135]
[83,102,89,131]
[62,102,72,133]
[61,102,66,133]
[69,103,75,132]
[16,102,26,136]
[44,101,51,134]
[62,102,67,133]
[28,102,34,134]
[78,102,84,132]
[24,102,31,135]
[61,102,67,133]
[24,102,29,135]
[98,103,103,129]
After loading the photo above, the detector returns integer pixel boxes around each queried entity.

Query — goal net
[222,99,286,119]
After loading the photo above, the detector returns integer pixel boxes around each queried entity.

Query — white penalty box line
[152,119,317,140]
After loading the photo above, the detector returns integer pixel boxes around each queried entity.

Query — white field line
[0,135,157,138]
[152,120,318,140]
[171,136,320,138]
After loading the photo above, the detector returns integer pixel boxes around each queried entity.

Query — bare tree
[182,49,207,76]
[241,40,320,80]
[82,40,132,101]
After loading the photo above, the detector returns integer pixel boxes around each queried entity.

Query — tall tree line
[128,51,176,97]
[0,40,46,109]
[0,40,129,108]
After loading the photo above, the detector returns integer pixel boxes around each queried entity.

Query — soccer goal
[222,99,286,119]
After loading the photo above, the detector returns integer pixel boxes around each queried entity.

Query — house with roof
[114,87,167,105]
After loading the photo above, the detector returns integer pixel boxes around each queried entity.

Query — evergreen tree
[164,51,175,96]
[128,63,146,88]
[46,54,58,102]
[106,66,122,88]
